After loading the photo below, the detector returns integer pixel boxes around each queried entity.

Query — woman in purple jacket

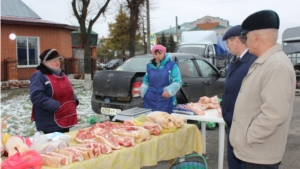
[30,49,79,134]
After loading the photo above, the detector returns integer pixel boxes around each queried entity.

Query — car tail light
[132,82,142,97]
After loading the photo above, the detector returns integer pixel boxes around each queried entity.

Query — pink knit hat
[152,45,166,55]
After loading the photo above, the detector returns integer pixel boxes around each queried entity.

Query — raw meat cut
[93,128,121,150]
[89,121,123,132]
[124,120,136,126]
[56,147,84,163]
[142,121,162,135]
[98,143,112,154]
[83,140,102,157]
[41,152,69,167]
[113,135,135,147]
[112,126,150,143]
[74,129,95,143]
[199,95,218,104]
[186,103,205,115]
[73,146,94,160]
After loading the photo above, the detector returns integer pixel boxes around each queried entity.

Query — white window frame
[16,36,40,68]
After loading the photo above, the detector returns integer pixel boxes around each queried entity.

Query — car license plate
[101,107,121,115]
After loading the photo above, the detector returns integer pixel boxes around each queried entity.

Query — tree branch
[90,0,111,26]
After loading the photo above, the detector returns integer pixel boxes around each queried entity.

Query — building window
[17,36,39,66]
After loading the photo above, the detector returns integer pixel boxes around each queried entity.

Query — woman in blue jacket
[30,49,79,134]
[141,45,182,113]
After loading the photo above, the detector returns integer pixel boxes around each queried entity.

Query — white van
[282,26,300,95]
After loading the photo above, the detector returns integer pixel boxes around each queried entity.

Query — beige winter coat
[229,44,296,164]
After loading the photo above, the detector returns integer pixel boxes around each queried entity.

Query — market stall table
[172,110,226,169]
[40,123,203,169]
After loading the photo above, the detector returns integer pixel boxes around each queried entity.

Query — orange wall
[1,24,74,62]
[197,22,219,30]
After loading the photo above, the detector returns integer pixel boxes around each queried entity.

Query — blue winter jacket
[30,63,79,132]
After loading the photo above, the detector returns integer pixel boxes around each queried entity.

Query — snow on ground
[0,86,108,138]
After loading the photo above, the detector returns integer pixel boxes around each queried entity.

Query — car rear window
[116,57,150,72]
[108,59,120,64]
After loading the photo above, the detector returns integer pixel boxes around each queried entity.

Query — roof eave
[1,18,78,31]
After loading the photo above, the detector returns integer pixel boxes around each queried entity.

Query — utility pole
[146,0,151,54]
[176,16,178,43]
[142,17,147,54]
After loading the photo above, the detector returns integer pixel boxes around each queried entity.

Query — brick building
[1,0,78,89]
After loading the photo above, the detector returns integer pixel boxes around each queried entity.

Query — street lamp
[9,33,16,40]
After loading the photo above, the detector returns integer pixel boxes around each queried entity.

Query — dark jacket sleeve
[30,71,60,114]
[74,94,79,106]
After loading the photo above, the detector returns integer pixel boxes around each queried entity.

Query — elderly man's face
[246,31,256,55]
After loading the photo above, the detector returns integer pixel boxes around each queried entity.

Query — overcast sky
[21,0,300,43]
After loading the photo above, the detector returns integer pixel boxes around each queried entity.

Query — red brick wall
[1,23,75,82]
[18,67,36,80]
[1,24,74,62]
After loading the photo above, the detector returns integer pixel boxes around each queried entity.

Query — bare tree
[125,0,145,57]
[71,0,110,88]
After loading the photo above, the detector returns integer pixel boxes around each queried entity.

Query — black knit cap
[241,10,280,35]
[39,49,62,62]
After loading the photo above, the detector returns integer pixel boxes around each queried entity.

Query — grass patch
[1,89,30,102]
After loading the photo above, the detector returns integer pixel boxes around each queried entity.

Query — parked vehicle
[96,61,107,70]
[175,31,231,69]
[102,59,123,70]
[91,53,226,119]
[295,64,300,95]
[296,74,300,94]
[282,26,300,65]
[282,26,300,95]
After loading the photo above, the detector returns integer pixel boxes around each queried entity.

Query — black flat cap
[222,25,242,40]
[241,10,280,35]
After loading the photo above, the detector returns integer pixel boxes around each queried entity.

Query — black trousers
[243,161,281,169]
[226,128,243,169]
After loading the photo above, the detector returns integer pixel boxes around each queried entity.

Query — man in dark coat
[221,25,257,169]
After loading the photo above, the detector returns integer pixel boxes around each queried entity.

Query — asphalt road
[143,95,300,169]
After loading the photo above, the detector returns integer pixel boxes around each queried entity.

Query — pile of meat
[186,95,222,117]
[143,111,186,135]
[1,113,186,168]
[2,132,72,168]
[40,139,117,168]
[74,121,150,149]
[40,115,186,168]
